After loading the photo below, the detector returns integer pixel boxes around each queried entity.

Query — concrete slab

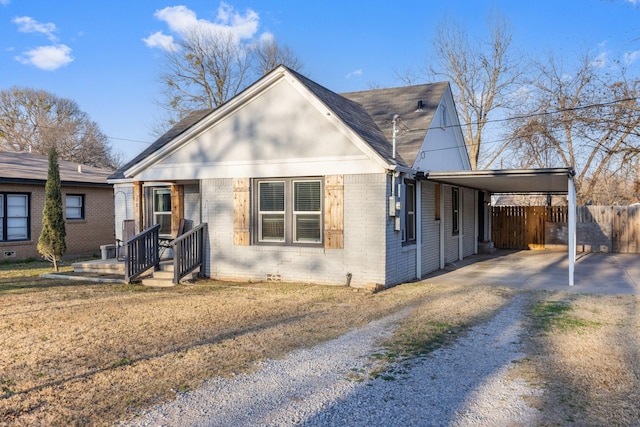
[422,250,640,295]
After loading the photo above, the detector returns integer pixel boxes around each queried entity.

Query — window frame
[403,180,416,245]
[65,194,85,220]
[254,178,323,246]
[452,187,460,235]
[152,187,172,237]
[0,192,30,242]
[258,180,286,243]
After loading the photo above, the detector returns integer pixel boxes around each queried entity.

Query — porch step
[141,260,174,287]
[141,261,201,287]
[72,258,125,275]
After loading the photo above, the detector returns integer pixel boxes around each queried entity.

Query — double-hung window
[258,181,286,242]
[66,194,84,220]
[0,193,29,241]
[257,178,322,245]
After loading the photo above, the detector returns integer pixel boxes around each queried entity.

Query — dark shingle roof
[341,82,449,167]
[108,109,213,180]
[0,151,113,186]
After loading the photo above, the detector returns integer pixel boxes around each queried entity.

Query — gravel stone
[122,294,542,427]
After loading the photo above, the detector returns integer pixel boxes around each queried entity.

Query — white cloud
[509,85,533,103]
[15,44,73,70]
[0,0,10,6]
[624,50,640,65]
[591,51,608,68]
[346,69,363,78]
[146,3,260,51]
[143,31,178,51]
[13,16,58,42]
[259,32,275,43]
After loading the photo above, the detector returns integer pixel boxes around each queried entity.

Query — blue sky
[1,0,639,163]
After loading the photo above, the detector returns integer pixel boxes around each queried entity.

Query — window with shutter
[253,178,324,246]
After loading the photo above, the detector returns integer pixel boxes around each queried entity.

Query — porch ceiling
[424,168,574,194]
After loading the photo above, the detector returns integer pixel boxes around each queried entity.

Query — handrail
[170,223,206,284]
[124,224,161,283]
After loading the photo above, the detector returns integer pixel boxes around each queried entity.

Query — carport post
[568,176,576,286]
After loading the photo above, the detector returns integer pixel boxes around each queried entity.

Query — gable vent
[416,100,424,112]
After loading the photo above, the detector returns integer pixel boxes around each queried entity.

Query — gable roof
[341,82,449,167]
[0,151,113,186]
[111,66,452,180]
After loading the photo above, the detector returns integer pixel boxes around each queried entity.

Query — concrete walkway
[422,250,640,295]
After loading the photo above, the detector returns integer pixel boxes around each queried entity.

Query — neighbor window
[404,181,416,243]
[66,194,84,220]
[452,187,460,235]
[0,193,29,241]
[153,188,172,236]
[256,178,322,245]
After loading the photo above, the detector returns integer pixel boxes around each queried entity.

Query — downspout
[458,188,463,261]
[392,114,399,161]
[439,185,445,269]
[389,115,401,231]
[390,115,399,203]
[416,181,422,279]
[473,190,478,255]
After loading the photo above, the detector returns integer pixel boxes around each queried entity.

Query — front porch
[71,223,207,286]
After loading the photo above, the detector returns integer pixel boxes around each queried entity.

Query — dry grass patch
[0,266,511,427]
[521,291,640,425]
[366,285,516,379]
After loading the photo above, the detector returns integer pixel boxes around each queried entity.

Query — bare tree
[0,87,118,169]
[254,37,302,75]
[159,29,252,117]
[426,15,523,170]
[506,54,640,204]
[156,27,303,130]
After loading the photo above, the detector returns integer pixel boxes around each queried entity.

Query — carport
[423,168,577,286]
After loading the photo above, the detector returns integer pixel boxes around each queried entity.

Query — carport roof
[424,167,575,194]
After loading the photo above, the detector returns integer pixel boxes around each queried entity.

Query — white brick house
[108,65,478,288]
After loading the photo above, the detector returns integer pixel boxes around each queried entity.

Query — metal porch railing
[124,224,161,283]
[170,223,206,283]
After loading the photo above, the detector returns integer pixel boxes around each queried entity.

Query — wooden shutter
[324,175,344,249]
[233,178,250,245]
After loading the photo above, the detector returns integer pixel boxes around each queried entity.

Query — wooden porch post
[171,184,185,238]
[133,181,144,234]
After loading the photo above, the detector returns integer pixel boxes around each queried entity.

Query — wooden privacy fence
[492,206,567,250]
[491,205,640,253]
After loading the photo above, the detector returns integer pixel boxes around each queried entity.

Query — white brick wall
[201,174,388,287]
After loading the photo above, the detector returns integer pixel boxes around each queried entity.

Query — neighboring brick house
[0,152,114,261]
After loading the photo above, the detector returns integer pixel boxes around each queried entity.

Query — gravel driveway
[123,294,541,427]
